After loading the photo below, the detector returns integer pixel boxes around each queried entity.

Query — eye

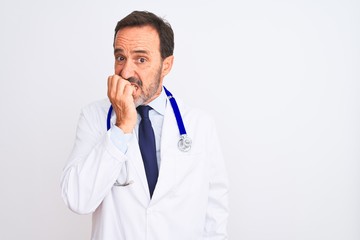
[137,57,146,63]
[115,56,125,62]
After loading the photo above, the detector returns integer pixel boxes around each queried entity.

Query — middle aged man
[61,10,229,240]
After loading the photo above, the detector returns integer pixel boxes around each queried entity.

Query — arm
[60,106,129,214]
[61,75,137,214]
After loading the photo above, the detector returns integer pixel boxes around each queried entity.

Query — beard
[127,65,162,107]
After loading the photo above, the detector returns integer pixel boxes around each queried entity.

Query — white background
[0,0,359,239]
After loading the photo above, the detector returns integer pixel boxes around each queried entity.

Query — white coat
[61,94,229,240]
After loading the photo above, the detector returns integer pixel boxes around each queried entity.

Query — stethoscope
[107,86,192,186]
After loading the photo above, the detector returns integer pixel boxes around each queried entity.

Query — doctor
[61,10,229,240]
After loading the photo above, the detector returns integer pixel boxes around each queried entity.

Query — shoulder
[167,91,221,153]
[81,98,110,115]
[79,98,111,125]
[172,94,217,129]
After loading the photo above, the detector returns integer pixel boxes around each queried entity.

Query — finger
[107,75,113,99]
[114,78,131,103]
[123,84,135,99]
[108,75,120,102]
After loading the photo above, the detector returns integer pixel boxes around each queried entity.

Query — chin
[134,96,146,107]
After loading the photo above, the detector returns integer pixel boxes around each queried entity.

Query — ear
[161,55,174,77]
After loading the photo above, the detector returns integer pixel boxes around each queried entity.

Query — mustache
[126,77,143,88]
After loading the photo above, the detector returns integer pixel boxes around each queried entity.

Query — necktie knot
[137,105,152,119]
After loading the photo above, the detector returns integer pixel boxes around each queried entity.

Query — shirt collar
[147,87,167,116]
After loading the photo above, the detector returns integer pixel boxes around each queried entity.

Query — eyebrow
[114,48,149,55]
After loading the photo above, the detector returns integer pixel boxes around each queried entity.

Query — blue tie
[137,105,158,198]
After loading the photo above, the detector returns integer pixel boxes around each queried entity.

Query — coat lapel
[151,99,179,203]
[126,131,151,201]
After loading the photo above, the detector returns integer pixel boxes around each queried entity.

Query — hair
[113,11,174,59]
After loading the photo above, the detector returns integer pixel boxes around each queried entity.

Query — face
[114,25,173,106]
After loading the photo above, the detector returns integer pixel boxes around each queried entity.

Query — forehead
[114,25,160,53]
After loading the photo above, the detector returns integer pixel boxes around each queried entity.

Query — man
[61,11,229,240]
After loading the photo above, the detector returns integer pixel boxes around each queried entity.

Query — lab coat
[61,95,229,240]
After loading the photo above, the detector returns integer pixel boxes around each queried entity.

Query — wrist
[116,122,133,133]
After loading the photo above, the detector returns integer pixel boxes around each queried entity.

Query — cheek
[114,64,121,74]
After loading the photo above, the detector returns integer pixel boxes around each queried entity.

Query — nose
[118,60,135,80]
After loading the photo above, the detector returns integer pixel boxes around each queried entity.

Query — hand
[107,75,137,133]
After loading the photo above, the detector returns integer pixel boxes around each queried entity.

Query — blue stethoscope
[106,86,192,152]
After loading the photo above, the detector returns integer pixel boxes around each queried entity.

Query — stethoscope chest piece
[178,134,192,152]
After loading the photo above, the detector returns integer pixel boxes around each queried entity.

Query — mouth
[130,83,139,91]
[126,77,143,103]
[127,77,143,89]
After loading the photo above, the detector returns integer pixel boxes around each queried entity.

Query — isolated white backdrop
[0,0,359,239]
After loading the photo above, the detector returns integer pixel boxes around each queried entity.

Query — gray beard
[132,65,162,106]
[134,79,161,107]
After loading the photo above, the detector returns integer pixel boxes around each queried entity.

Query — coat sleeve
[203,119,230,239]
[60,104,128,214]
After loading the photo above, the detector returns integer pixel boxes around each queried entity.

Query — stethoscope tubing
[107,105,113,131]
[163,87,187,136]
